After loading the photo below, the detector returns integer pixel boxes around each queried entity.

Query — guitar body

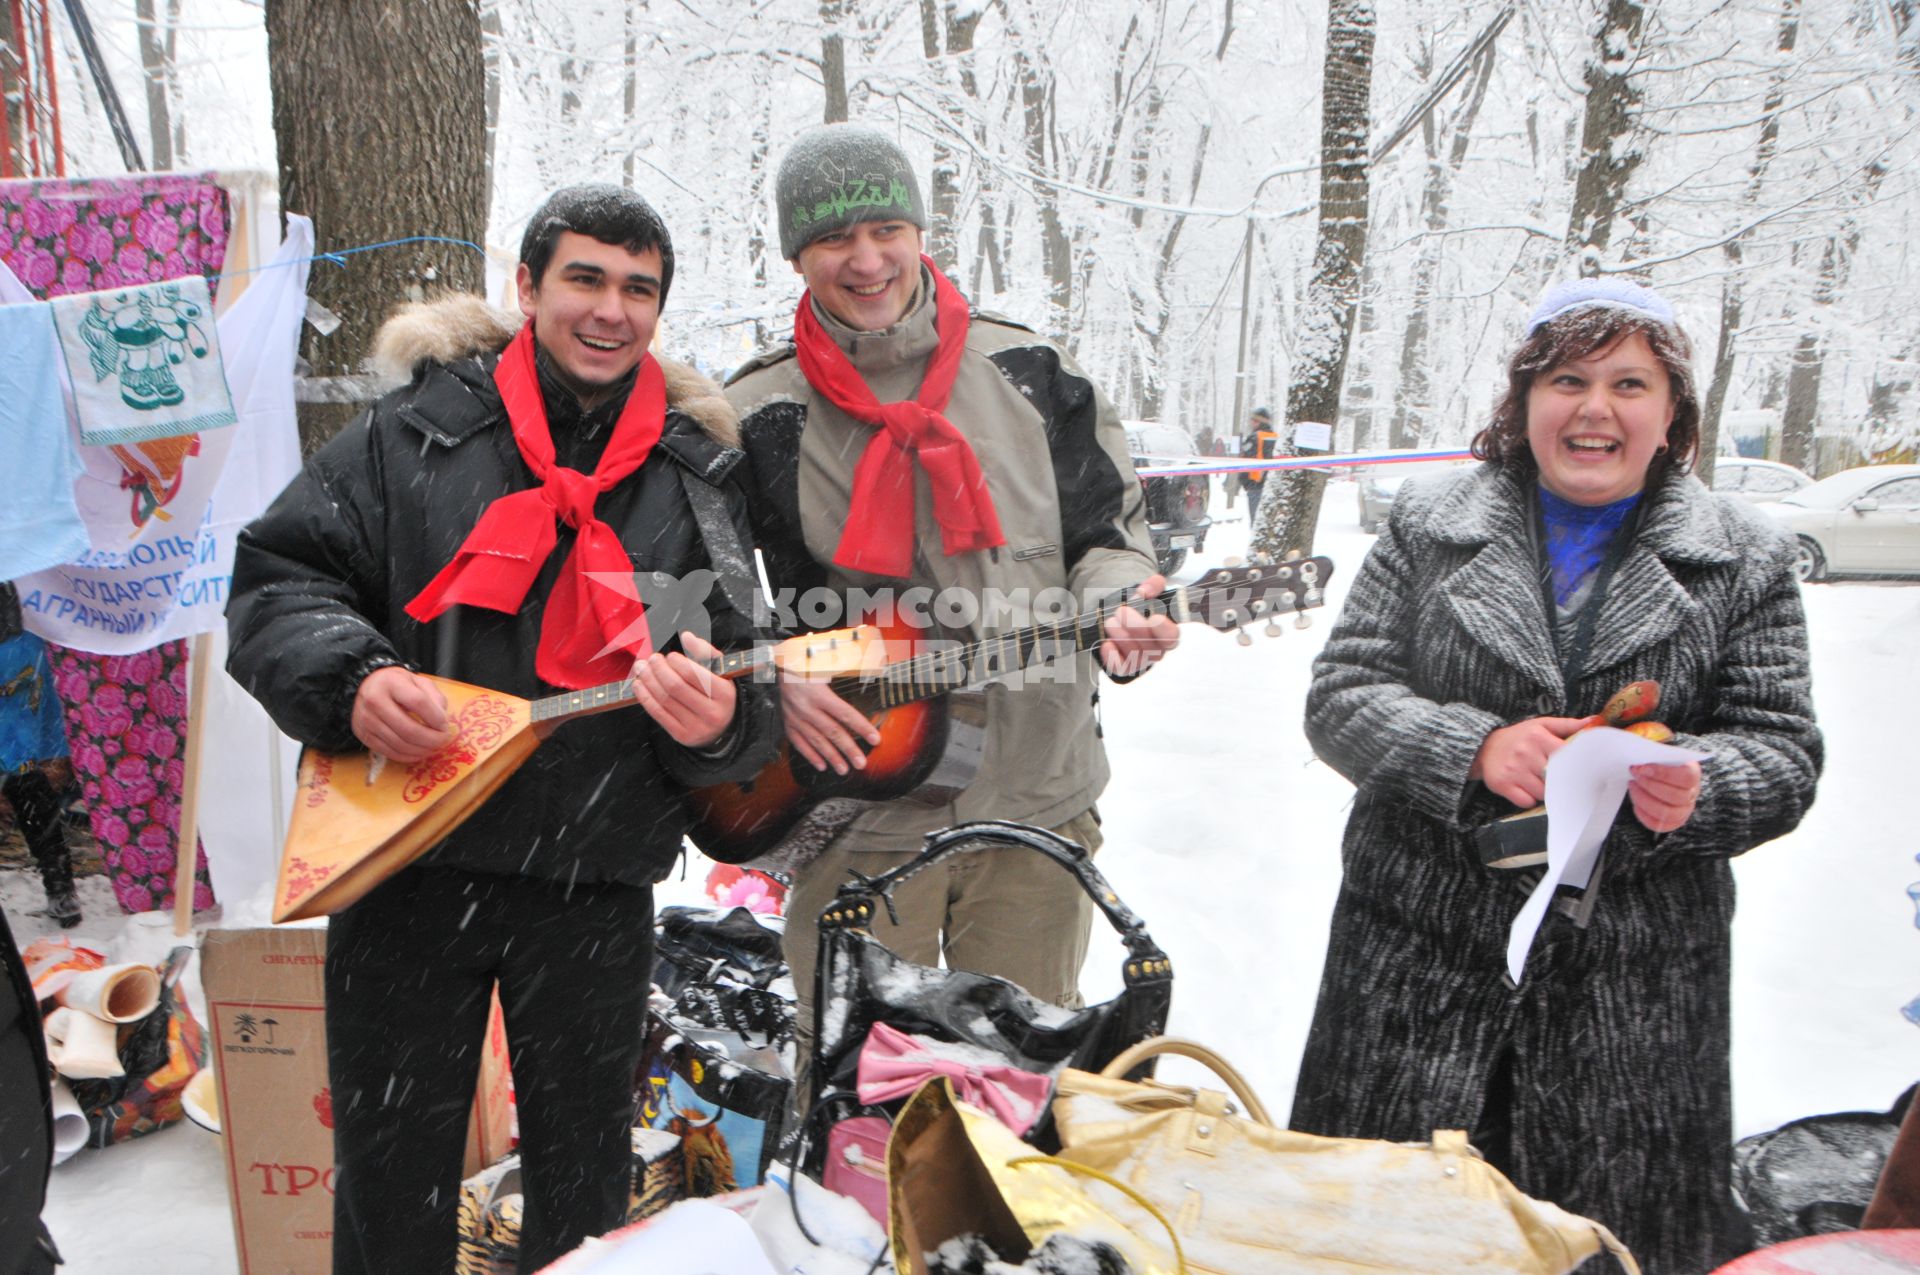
[684,688,987,869]
[274,678,541,922]
[684,606,994,868]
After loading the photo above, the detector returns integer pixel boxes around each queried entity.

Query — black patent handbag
[805,820,1174,1166]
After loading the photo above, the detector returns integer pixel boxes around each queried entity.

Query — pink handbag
[822,1115,892,1225]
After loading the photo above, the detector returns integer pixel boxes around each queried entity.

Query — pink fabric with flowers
[855,1021,1052,1135]
[0,174,228,915]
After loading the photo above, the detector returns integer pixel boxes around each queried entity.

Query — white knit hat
[1527,278,1676,335]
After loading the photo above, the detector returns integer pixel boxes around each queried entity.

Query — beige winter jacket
[726,273,1157,849]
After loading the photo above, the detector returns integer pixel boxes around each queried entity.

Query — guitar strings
[526,563,1322,720]
[828,567,1318,705]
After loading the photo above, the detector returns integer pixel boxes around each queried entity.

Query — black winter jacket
[1,911,59,1272]
[228,302,779,888]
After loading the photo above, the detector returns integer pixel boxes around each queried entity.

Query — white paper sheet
[1506,727,1712,984]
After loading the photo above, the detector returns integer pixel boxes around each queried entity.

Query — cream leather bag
[1053,1037,1640,1275]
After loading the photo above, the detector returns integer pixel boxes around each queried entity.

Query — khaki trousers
[783,810,1103,1109]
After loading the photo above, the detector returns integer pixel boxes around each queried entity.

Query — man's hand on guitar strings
[630,631,738,749]
[780,678,881,775]
[1100,574,1181,678]
[351,667,453,762]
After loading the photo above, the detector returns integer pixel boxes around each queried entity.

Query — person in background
[1292,278,1822,1273]
[1239,406,1283,525]
[726,123,1178,1104]
[228,184,779,1273]
[0,589,80,930]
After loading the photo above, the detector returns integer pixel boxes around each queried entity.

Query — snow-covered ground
[14,477,1917,1273]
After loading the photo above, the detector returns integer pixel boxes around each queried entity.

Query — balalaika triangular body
[277,679,541,921]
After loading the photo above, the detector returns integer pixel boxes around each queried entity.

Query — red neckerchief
[792,256,1005,579]
[405,322,666,688]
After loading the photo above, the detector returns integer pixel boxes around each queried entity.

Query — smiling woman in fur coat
[1292,279,1823,1274]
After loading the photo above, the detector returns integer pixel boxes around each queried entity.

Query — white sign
[1294,421,1333,451]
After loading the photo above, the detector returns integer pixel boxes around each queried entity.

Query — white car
[1355,459,1471,533]
[1708,457,1811,503]
[1762,464,1920,582]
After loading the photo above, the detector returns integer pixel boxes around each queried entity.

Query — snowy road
[22,477,1919,1273]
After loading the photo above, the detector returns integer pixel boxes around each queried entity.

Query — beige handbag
[1053,1037,1641,1275]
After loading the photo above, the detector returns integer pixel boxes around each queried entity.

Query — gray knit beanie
[775,123,928,260]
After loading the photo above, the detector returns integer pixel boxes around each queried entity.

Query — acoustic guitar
[683,556,1335,869]
[273,557,1333,922]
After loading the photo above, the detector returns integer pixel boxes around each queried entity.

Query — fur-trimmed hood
[371,294,738,448]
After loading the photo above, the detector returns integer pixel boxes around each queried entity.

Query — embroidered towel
[0,298,88,577]
[49,275,236,446]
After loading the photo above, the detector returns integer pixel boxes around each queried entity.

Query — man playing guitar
[726,124,1180,1104]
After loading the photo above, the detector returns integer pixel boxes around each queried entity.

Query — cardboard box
[202,927,513,1274]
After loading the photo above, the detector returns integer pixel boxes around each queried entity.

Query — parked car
[1356,458,1470,533]
[1762,463,1920,582]
[1708,457,1811,503]
[1125,422,1212,576]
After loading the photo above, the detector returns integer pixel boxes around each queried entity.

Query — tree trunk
[1253,0,1375,561]
[482,2,503,199]
[623,9,639,189]
[265,0,487,453]
[919,0,983,273]
[1564,0,1646,273]
[1345,269,1377,450]
[821,0,850,123]
[746,93,775,349]
[1779,157,1884,476]
[1865,346,1915,458]
[1133,101,1209,422]
[1779,313,1822,475]
[1389,45,1492,450]
[1017,49,1072,339]
[1698,0,1798,487]
[136,0,180,170]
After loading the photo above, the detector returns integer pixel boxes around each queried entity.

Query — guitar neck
[528,646,763,726]
[528,557,1332,724]
[854,586,1186,710]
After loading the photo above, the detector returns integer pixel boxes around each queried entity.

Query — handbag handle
[1008,1155,1189,1274]
[1097,1036,1275,1127]
[824,820,1172,983]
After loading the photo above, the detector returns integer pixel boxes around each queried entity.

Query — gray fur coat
[1293,462,1822,1274]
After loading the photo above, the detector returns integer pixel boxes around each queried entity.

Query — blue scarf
[1538,485,1640,607]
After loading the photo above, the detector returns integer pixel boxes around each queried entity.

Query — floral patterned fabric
[0,173,228,298]
[48,645,213,913]
[0,173,228,914]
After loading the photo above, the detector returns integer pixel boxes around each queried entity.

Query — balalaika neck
[527,646,763,726]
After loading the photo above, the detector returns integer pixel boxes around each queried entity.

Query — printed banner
[6,218,310,655]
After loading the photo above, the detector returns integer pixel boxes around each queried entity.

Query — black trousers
[325,865,654,1274]
[2,771,69,886]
